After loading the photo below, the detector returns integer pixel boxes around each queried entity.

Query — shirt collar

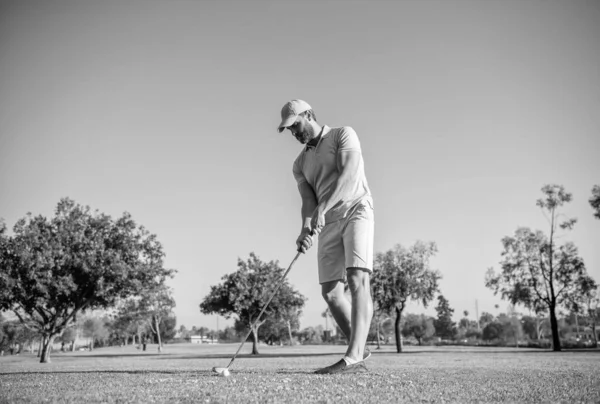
[305,125,330,151]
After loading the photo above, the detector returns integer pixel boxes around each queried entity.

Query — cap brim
[277,114,298,133]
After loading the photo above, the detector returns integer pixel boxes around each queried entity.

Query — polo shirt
[293,125,372,223]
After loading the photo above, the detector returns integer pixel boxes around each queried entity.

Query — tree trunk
[376,318,381,350]
[37,339,42,358]
[154,316,163,353]
[549,304,561,351]
[71,341,75,352]
[395,307,403,353]
[251,324,260,355]
[40,335,54,363]
[287,320,293,346]
[593,319,598,347]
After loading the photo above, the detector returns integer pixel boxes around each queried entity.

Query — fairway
[1,344,599,403]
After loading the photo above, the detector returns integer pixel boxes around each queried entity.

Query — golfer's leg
[345,268,373,361]
[318,221,351,339]
[342,199,375,362]
[321,280,352,339]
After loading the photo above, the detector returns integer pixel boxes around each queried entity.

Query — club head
[212,367,231,377]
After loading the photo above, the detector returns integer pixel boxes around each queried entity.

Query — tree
[459,311,471,329]
[434,295,456,340]
[497,312,523,347]
[521,315,539,340]
[485,185,592,351]
[255,308,301,346]
[479,312,494,329]
[113,299,149,346]
[402,313,435,345]
[178,325,190,340]
[322,308,333,333]
[82,317,109,350]
[482,322,503,342]
[569,277,599,347]
[156,314,177,344]
[199,252,306,354]
[59,326,78,352]
[218,326,239,343]
[372,241,441,353]
[297,325,324,344]
[139,286,176,352]
[0,320,23,354]
[590,185,600,220]
[198,327,208,338]
[0,198,176,362]
[109,308,138,346]
[279,307,302,346]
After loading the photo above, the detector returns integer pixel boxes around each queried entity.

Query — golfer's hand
[296,229,314,253]
[310,206,326,236]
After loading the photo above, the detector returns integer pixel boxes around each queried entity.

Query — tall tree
[156,314,178,344]
[434,295,456,339]
[372,241,441,353]
[279,307,302,346]
[485,185,591,351]
[199,252,306,354]
[590,185,600,220]
[479,312,494,329]
[140,286,176,352]
[568,276,599,347]
[0,198,176,362]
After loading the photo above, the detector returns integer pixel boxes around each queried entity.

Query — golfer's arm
[319,150,361,214]
[298,182,318,231]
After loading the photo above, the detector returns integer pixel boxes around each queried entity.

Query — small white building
[187,335,218,344]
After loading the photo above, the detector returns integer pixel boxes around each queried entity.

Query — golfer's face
[288,117,310,144]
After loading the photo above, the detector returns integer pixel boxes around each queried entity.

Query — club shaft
[226,250,302,369]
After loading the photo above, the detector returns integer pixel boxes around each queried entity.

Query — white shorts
[317,198,374,284]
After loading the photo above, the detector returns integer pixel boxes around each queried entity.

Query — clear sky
[1,0,599,332]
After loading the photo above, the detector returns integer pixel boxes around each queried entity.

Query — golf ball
[221,369,230,377]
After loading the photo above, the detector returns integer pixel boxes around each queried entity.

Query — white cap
[277,99,312,133]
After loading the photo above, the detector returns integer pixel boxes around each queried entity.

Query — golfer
[277,99,374,374]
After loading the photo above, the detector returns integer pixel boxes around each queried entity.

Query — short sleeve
[293,157,306,185]
[337,127,361,152]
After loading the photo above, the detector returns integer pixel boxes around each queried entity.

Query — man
[277,99,375,374]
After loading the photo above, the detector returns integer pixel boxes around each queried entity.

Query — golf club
[212,235,313,376]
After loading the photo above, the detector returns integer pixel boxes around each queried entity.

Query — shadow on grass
[79,352,361,360]
[0,369,209,376]
[0,369,316,376]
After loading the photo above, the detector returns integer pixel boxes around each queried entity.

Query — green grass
[1,343,599,403]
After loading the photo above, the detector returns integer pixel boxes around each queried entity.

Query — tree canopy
[402,313,435,345]
[199,252,306,354]
[0,198,176,362]
[485,185,593,351]
[372,241,441,352]
[590,185,600,220]
[434,295,456,340]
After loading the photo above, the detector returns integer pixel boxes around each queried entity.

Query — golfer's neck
[307,124,323,147]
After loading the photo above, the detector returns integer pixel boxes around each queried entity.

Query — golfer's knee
[346,268,370,294]
[321,282,344,305]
